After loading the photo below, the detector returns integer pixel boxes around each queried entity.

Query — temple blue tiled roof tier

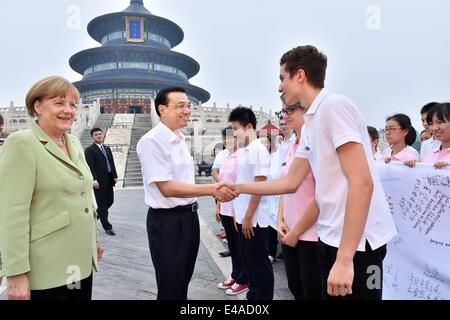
[69,0,210,114]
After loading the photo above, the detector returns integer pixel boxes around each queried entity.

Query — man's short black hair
[420,102,439,115]
[154,87,187,117]
[90,128,102,137]
[228,107,257,130]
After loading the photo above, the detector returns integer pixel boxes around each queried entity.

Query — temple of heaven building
[69,0,210,114]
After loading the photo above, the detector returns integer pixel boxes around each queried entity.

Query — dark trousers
[97,207,112,231]
[30,273,93,300]
[220,215,248,284]
[95,173,114,232]
[147,206,200,300]
[282,240,322,300]
[318,240,387,300]
[266,226,278,258]
[237,223,274,300]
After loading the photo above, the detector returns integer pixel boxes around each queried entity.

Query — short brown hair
[280,45,327,89]
[25,76,80,117]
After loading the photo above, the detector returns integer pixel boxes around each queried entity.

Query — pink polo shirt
[382,146,419,162]
[280,141,318,242]
[218,151,238,217]
[421,145,450,163]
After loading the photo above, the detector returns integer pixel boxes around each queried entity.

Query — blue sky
[0,0,449,130]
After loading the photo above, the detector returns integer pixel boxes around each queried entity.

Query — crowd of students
[211,46,450,301]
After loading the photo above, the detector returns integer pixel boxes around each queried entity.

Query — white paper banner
[377,161,450,300]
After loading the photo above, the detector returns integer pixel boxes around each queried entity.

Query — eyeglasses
[384,127,402,133]
[165,102,192,110]
[281,106,297,115]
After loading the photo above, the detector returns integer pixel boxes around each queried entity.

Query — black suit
[85,143,118,231]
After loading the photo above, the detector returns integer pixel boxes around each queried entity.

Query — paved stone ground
[0,188,292,300]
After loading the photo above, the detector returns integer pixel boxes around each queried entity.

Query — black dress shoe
[105,229,116,236]
[219,250,231,257]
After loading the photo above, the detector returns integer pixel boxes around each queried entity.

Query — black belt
[151,202,199,214]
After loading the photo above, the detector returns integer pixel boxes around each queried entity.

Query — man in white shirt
[234,45,397,300]
[277,112,295,167]
[420,102,441,161]
[229,107,274,300]
[136,87,236,300]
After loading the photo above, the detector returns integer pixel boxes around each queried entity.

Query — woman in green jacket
[0,76,104,300]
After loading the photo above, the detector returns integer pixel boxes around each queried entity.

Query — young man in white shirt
[233,45,397,300]
[136,87,237,300]
[229,107,274,300]
[420,102,441,161]
[277,112,295,167]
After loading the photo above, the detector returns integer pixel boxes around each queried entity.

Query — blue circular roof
[69,46,200,78]
[87,13,183,48]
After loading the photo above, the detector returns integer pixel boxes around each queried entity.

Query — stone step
[125,163,141,169]
[124,178,143,183]
[125,174,143,180]
[124,180,144,187]
[125,169,142,175]
[126,164,141,169]
[126,159,140,164]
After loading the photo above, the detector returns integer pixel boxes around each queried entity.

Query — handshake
[212,182,240,202]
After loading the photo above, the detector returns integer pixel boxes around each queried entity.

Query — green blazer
[0,122,98,290]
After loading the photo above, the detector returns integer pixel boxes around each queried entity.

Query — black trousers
[95,173,114,232]
[266,226,278,258]
[237,223,274,300]
[282,240,322,300]
[147,205,200,300]
[318,240,387,300]
[97,207,112,231]
[30,273,93,300]
[220,215,248,284]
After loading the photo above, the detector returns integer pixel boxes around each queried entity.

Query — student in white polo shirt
[136,87,237,300]
[419,102,441,161]
[277,114,295,166]
[232,45,397,300]
[229,107,274,300]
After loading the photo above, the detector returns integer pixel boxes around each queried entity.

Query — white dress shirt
[295,90,397,252]
[137,122,196,209]
[277,134,296,168]
[233,138,271,227]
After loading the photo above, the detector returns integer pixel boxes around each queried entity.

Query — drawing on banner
[377,162,450,300]
[395,175,450,235]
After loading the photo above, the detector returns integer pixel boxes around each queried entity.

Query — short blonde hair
[25,76,80,117]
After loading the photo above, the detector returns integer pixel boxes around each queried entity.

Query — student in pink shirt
[277,102,321,300]
[215,127,249,296]
[405,103,450,168]
[382,114,419,162]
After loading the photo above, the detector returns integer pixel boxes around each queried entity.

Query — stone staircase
[80,114,115,149]
[123,114,152,187]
